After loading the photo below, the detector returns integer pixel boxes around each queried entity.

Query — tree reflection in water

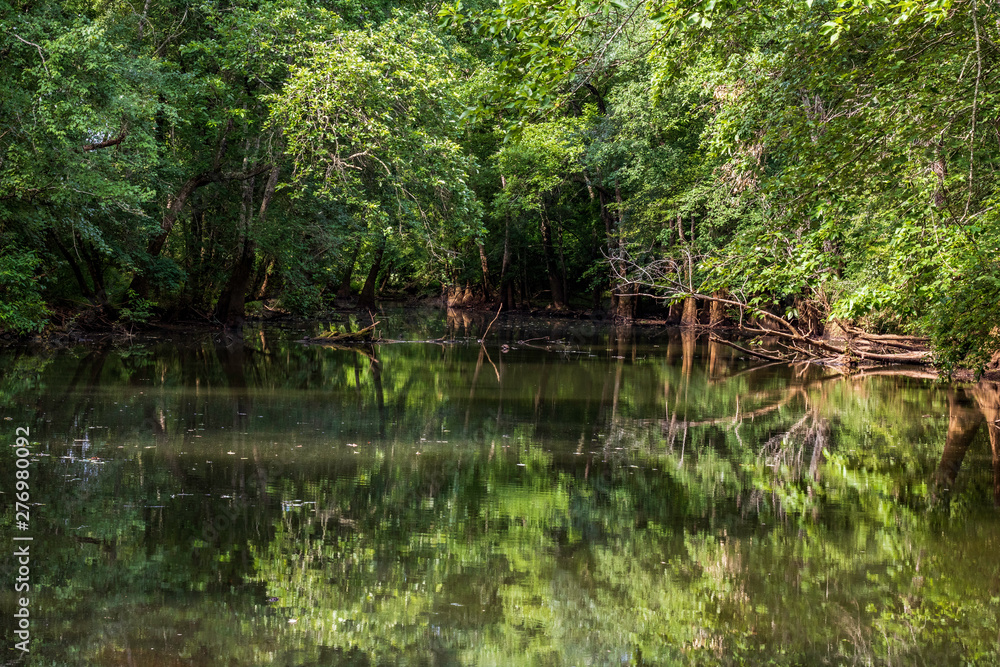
[1,317,999,666]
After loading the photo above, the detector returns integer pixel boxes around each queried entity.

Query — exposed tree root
[610,247,937,366]
[690,292,933,365]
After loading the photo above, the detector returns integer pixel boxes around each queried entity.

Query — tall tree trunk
[185,204,201,304]
[215,241,256,326]
[668,300,681,323]
[478,242,492,300]
[338,242,361,298]
[540,211,565,309]
[614,283,636,321]
[215,164,279,327]
[250,256,274,300]
[611,180,630,320]
[679,218,698,326]
[47,229,94,301]
[378,261,394,294]
[498,176,512,307]
[357,237,385,310]
[709,291,726,326]
[681,297,699,326]
[596,175,630,320]
[522,246,530,308]
[556,220,569,305]
[149,173,217,259]
[499,212,512,307]
[77,233,108,307]
[590,215,602,310]
[131,163,271,297]
[597,187,617,314]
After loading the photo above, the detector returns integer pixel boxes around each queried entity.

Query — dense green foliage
[2,0,998,366]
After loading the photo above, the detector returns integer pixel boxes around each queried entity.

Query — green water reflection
[2,311,1000,666]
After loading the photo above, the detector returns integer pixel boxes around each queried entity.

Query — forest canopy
[1,0,998,369]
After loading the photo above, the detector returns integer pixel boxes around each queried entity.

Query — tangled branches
[609,246,933,366]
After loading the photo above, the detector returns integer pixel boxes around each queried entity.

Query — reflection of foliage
[1,325,999,665]
[0,353,52,404]
[244,374,999,665]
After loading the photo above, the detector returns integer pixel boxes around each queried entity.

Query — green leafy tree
[270,17,484,299]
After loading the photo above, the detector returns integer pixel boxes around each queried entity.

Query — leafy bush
[117,290,156,325]
[0,251,50,334]
[278,281,323,315]
[245,301,265,317]
[925,269,1000,374]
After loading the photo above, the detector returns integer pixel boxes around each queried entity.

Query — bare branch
[82,126,128,152]
[10,33,48,74]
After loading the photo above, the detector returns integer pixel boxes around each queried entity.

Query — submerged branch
[710,335,786,362]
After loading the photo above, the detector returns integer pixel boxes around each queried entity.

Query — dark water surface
[2,310,1000,666]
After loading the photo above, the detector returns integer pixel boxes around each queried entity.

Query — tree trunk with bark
[357,237,385,310]
[215,241,256,326]
[130,163,271,297]
[47,229,94,302]
[478,242,492,300]
[378,261,394,295]
[594,175,631,320]
[709,291,726,326]
[614,283,636,321]
[250,257,274,301]
[338,243,360,299]
[499,217,513,308]
[681,297,699,326]
[214,164,279,327]
[540,212,566,309]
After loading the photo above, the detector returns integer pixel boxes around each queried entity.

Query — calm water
[2,310,1000,666]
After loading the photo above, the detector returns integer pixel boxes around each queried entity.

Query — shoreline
[3,303,999,384]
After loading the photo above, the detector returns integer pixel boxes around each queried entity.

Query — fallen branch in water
[312,322,379,342]
[479,304,502,342]
[709,335,786,362]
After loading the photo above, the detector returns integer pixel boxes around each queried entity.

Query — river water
[2,310,999,665]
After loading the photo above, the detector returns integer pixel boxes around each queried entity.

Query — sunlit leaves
[269,18,483,277]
